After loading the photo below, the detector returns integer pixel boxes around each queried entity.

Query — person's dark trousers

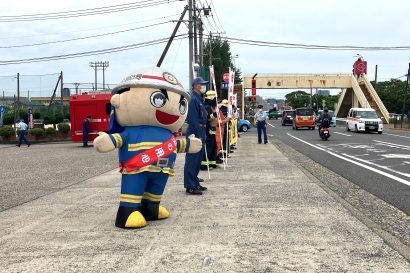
[201,134,217,169]
[222,123,230,153]
[83,132,89,147]
[184,126,205,189]
[18,130,30,146]
[257,121,267,144]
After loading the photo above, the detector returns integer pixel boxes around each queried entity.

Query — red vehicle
[70,93,111,142]
[69,92,183,142]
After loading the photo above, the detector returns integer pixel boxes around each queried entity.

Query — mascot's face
[110,87,188,132]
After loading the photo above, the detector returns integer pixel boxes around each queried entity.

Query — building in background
[317,90,330,96]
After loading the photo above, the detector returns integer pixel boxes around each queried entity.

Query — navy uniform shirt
[186,91,207,141]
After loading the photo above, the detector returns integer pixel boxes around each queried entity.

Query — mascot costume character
[93,67,202,229]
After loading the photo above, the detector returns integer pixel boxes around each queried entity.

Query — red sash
[119,136,177,173]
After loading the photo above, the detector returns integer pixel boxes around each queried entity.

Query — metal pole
[60,71,64,115]
[28,90,30,102]
[401,63,410,125]
[188,0,194,85]
[198,19,203,66]
[193,0,198,64]
[103,64,106,89]
[13,94,16,129]
[95,66,97,91]
[242,83,245,119]
[17,73,20,119]
[157,6,188,67]
[375,64,378,84]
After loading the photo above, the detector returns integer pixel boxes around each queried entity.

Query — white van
[346,108,383,134]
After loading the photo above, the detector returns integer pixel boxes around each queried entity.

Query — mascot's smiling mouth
[156,110,180,125]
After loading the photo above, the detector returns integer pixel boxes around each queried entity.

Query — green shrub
[33,112,41,119]
[29,128,45,137]
[45,127,56,135]
[58,123,70,133]
[0,126,15,138]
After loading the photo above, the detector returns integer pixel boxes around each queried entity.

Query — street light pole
[401,63,410,126]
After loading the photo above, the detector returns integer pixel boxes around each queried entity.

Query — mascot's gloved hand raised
[94,67,202,229]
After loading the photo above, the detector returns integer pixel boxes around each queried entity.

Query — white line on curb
[286,133,410,186]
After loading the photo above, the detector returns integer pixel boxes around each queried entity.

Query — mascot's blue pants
[120,172,168,209]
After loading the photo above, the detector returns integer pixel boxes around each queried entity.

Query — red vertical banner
[251,79,256,95]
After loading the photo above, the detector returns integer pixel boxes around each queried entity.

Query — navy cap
[192,77,208,86]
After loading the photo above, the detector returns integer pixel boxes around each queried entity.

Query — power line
[1,13,180,40]
[0,0,180,22]
[0,21,172,49]
[209,0,226,34]
[206,36,410,51]
[0,35,188,65]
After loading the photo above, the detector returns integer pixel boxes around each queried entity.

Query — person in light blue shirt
[16,119,31,147]
[254,105,268,144]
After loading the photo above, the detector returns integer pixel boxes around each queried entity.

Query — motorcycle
[319,127,330,141]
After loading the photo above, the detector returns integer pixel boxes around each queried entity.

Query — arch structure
[242,73,389,123]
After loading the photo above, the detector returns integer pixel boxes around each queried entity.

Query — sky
[0,0,409,100]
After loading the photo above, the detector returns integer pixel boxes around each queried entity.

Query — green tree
[372,79,407,114]
[285,91,310,108]
[203,36,242,99]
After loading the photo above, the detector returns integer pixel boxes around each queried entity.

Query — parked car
[238,119,252,132]
[316,110,336,127]
[346,108,383,134]
[293,107,316,130]
[281,110,295,126]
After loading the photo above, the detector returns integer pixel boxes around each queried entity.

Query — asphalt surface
[1,133,409,272]
[266,119,410,214]
[0,142,117,211]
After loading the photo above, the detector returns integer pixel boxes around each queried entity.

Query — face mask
[259,109,262,112]
[200,85,207,94]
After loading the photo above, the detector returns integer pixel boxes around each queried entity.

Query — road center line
[333,132,352,137]
[383,133,410,139]
[286,133,410,186]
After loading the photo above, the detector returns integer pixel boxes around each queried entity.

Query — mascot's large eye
[150,91,166,108]
[179,98,187,114]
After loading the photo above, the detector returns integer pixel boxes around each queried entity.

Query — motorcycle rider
[318,108,331,130]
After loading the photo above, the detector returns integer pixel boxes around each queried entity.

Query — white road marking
[267,123,275,128]
[374,140,410,151]
[333,132,352,137]
[342,153,410,178]
[383,133,410,139]
[268,134,275,137]
[287,133,410,186]
[381,154,410,159]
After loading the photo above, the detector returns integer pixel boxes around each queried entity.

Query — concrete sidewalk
[0,133,409,273]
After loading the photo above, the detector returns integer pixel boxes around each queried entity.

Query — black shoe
[28,144,31,147]
[186,188,203,195]
[258,142,262,144]
[216,158,223,164]
[200,166,208,171]
[264,141,268,144]
[16,144,20,147]
[197,185,207,191]
[197,177,204,182]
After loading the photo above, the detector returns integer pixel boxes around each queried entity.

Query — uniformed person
[219,99,231,155]
[82,116,91,147]
[200,90,219,170]
[254,105,268,144]
[16,119,31,147]
[184,77,208,195]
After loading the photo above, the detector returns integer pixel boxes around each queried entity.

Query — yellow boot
[158,205,170,219]
[125,211,147,228]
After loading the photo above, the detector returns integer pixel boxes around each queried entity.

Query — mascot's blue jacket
[108,126,189,176]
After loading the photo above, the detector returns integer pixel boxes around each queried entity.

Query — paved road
[266,119,410,214]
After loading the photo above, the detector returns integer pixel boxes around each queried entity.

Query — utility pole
[74,83,80,95]
[401,63,410,126]
[198,19,203,66]
[90,61,109,91]
[193,0,198,64]
[375,65,378,84]
[17,72,20,119]
[208,32,212,65]
[28,90,30,102]
[60,71,64,115]
[188,0,194,85]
